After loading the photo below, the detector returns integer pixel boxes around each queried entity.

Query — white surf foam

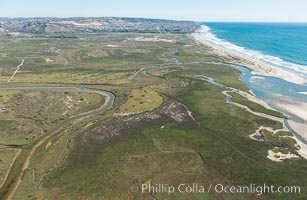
[198,25,307,79]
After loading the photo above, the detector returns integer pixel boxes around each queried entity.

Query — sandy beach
[191,26,307,159]
[276,102,307,122]
[288,134,307,159]
[287,120,307,141]
[191,26,307,85]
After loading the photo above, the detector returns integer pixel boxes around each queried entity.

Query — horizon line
[0,16,307,24]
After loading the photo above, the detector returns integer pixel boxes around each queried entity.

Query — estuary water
[201,23,307,144]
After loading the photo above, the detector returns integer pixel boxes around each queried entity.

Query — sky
[0,0,307,22]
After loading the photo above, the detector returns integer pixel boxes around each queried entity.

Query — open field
[118,87,163,114]
[0,90,104,145]
[0,149,19,187]
[0,32,306,200]
[40,79,306,199]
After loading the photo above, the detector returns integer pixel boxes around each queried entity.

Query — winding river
[0,86,115,200]
[1,55,306,199]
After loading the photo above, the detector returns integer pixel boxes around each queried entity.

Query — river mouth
[198,63,307,159]
[196,60,307,145]
[232,64,307,144]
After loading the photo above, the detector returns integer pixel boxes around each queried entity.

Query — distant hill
[0,17,200,35]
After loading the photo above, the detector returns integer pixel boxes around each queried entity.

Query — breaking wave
[197,25,307,79]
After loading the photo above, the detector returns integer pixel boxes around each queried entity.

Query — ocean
[200,22,307,145]
[203,22,307,78]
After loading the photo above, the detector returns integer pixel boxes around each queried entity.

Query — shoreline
[191,26,307,85]
[191,26,307,159]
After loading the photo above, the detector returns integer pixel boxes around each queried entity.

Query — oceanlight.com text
[130,183,301,196]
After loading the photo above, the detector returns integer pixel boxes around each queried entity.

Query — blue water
[233,65,307,105]
[199,23,307,144]
[201,64,307,144]
[205,23,307,66]
[201,22,307,106]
